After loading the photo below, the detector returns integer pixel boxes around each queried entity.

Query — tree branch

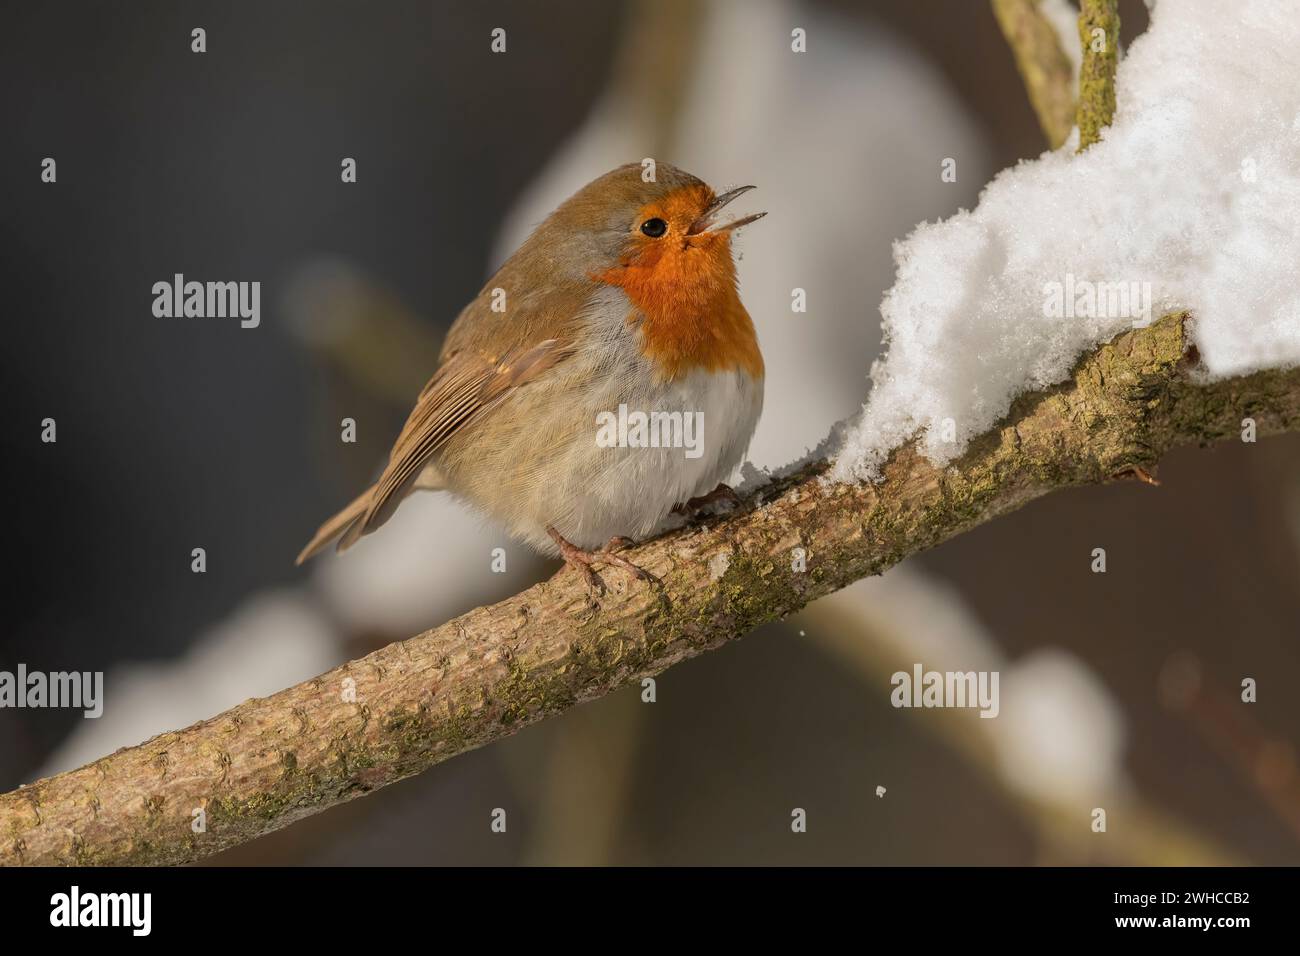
[3,313,1299,865]
[1077,0,1120,150]
[992,0,1077,149]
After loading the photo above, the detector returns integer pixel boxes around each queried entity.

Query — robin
[296,162,765,591]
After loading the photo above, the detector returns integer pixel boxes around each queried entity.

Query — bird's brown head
[550,162,763,282]
[531,163,765,378]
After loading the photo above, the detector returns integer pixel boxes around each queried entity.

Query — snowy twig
[991,0,1077,148]
[2,313,1298,865]
[1077,0,1120,150]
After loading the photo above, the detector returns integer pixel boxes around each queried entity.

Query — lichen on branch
[1077,0,1120,150]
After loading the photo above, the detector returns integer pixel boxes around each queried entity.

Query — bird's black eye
[640,217,668,238]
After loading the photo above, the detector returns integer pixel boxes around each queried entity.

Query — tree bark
[1077,0,1120,150]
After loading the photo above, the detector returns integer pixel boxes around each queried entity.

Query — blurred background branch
[992,0,1077,148]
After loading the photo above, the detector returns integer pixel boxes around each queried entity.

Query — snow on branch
[834,0,1300,483]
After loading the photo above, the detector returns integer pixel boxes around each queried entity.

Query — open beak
[687,185,767,236]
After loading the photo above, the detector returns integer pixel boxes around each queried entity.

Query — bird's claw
[547,528,660,596]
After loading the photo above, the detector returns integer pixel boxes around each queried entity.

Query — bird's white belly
[470,362,761,554]
[549,366,763,550]
[436,285,764,555]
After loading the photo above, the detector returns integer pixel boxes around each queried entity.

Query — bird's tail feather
[296,465,446,565]
[295,486,374,565]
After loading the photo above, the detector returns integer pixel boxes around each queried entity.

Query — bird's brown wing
[295,336,572,564]
[296,239,603,565]
[353,337,572,538]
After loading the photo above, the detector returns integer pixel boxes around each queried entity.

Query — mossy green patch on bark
[1077,0,1119,151]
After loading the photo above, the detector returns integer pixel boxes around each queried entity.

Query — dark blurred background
[3,0,1298,865]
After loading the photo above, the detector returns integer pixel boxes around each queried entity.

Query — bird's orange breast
[595,234,764,382]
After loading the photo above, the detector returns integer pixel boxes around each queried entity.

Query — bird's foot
[546,527,659,596]
[671,482,742,518]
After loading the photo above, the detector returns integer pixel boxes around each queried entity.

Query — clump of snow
[833,0,1300,482]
